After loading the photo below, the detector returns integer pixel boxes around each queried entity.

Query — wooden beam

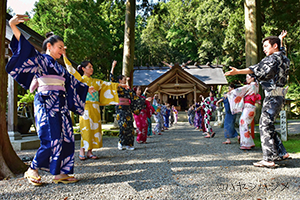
[161,83,195,88]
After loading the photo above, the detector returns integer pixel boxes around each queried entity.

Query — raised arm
[181,60,192,68]
[63,54,83,81]
[278,30,287,49]
[161,61,172,68]
[9,14,29,41]
[143,87,148,96]
[110,60,117,75]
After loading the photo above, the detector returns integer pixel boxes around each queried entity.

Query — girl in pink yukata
[133,86,154,144]
[226,74,261,150]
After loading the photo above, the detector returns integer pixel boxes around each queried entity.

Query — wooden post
[280,110,287,141]
[245,0,261,66]
[245,0,262,133]
[122,0,136,88]
[0,0,28,178]
[193,85,196,103]
[7,76,22,140]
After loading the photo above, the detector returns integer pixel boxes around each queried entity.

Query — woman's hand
[119,83,129,89]
[88,86,97,97]
[62,46,67,57]
[9,14,29,26]
[9,14,29,41]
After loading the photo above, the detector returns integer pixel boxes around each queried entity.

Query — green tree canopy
[27,0,126,80]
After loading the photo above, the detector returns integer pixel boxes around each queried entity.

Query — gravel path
[1,122,300,200]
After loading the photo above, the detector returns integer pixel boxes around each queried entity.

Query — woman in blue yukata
[6,15,94,186]
[216,84,239,144]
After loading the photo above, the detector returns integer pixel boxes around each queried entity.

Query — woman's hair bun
[45,31,54,38]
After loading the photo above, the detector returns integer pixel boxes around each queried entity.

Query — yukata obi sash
[30,75,65,92]
[118,98,130,105]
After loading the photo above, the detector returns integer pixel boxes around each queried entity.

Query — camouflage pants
[259,96,287,161]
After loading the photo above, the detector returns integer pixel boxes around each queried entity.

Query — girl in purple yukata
[6,15,95,186]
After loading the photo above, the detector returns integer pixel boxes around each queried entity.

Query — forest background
[7,0,300,115]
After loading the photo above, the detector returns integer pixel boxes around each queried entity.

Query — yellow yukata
[64,56,119,150]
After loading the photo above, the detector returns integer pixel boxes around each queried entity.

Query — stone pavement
[1,122,300,200]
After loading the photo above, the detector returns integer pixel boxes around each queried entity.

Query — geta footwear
[202,132,208,136]
[199,129,203,132]
[137,141,142,144]
[240,146,251,150]
[79,155,87,161]
[253,160,276,168]
[88,155,98,159]
[24,171,42,186]
[158,133,162,135]
[211,132,215,138]
[274,155,292,161]
[204,135,211,138]
[125,145,135,151]
[118,142,125,150]
[53,176,78,184]
[222,141,231,144]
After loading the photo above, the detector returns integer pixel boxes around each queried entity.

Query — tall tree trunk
[122,0,136,87]
[0,1,27,180]
[244,0,262,124]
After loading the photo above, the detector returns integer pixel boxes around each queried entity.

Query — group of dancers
[6,14,291,187]
[6,14,181,186]
[187,89,218,138]
[187,76,262,150]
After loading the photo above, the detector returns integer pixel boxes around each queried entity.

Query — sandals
[240,146,251,150]
[204,132,215,138]
[79,155,87,161]
[88,155,98,160]
[24,171,42,186]
[274,156,292,161]
[222,141,231,144]
[53,176,78,184]
[253,160,277,168]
